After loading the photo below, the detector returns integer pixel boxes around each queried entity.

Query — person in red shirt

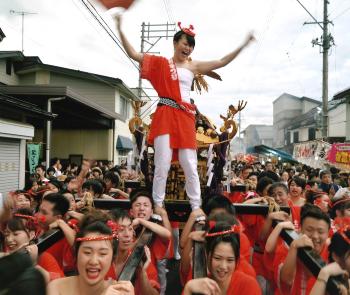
[2,208,64,282]
[129,189,171,294]
[182,221,261,295]
[274,204,331,295]
[47,213,134,295]
[115,13,254,211]
[106,208,160,295]
[310,217,350,295]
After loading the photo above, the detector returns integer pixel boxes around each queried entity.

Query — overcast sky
[0,0,349,131]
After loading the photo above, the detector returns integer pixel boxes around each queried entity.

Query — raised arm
[192,32,255,74]
[114,14,143,63]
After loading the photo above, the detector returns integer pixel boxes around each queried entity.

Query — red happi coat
[141,54,197,149]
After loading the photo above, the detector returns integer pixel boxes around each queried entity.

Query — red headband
[206,224,241,237]
[13,213,45,238]
[76,234,117,242]
[178,22,195,37]
[75,220,120,242]
[334,217,350,245]
[331,197,350,208]
[14,213,46,224]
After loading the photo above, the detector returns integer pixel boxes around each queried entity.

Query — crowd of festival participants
[0,158,349,295]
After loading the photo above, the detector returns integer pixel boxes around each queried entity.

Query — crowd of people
[0,6,349,294]
[0,157,349,295]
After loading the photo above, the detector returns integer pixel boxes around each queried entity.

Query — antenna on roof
[10,10,37,53]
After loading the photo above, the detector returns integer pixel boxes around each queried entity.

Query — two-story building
[0,51,141,174]
[273,93,322,153]
[241,124,273,151]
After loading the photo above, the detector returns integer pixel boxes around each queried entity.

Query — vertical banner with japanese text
[27,143,41,174]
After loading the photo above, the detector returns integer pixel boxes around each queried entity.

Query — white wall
[50,73,116,111]
[0,60,20,85]
[302,100,320,114]
[328,103,346,137]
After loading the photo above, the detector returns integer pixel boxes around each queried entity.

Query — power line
[80,0,139,71]
[332,5,350,20]
[295,0,323,30]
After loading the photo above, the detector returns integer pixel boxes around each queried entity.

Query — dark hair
[256,176,274,195]
[205,222,240,263]
[104,171,120,188]
[173,30,195,48]
[46,166,55,175]
[82,179,104,196]
[35,165,45,171]
[320,170,331,179]
[330,200,350,219]
[305,191,326,205]
[50,157,59,166]
[248,171,259,179]
[7,208,36,234]
[268,182,288,196]
[64,175,76,184]
[328,230,350,262]
[13,190,31,202]
[288,176,306,190]
[259,171,280,182]
[129,188,154,208]
[307,180,319,187]
[0,251,44,295]
[110,208,132,223]
[48,177,62,190]
[300,203,330,228]
[43,193,70,216]
[203,194,235,216]
[74,211,117,258]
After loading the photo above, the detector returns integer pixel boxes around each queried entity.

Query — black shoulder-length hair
[173,30,195,48]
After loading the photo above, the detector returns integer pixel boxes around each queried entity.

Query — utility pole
[10,10,37,53]
[298,0,334,139]
[138,22,176,101]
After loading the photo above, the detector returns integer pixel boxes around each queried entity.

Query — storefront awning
[116,135,133,150]
[250,145,297,163]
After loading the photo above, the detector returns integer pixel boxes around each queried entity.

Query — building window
[6,59,12,75]
[308,128,316,140]
[120,96,130,119]
[286,131,291,145]
[293,131,299,143]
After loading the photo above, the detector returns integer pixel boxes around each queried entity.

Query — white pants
[153,134,201,210]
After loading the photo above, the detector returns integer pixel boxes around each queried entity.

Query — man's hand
[318,262,348,282]
[184,278,221,295]
[25,244,39,264]
[104,281,135,295]
[132,218,142,228]
[154,206,168,218]
[276,221,295,231]
[291,234,314,249]
[189,208,205,222]
[188,230,206,242]
[268,211,290,222]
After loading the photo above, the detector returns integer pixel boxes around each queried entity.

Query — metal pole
[21,12,24,53]
[46,97,65,169]
[46,100,52,170]
[9,10,37,53]
[322,0,329,138]
[138,22,145,103]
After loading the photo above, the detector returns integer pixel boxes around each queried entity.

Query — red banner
[327,143,350,165]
